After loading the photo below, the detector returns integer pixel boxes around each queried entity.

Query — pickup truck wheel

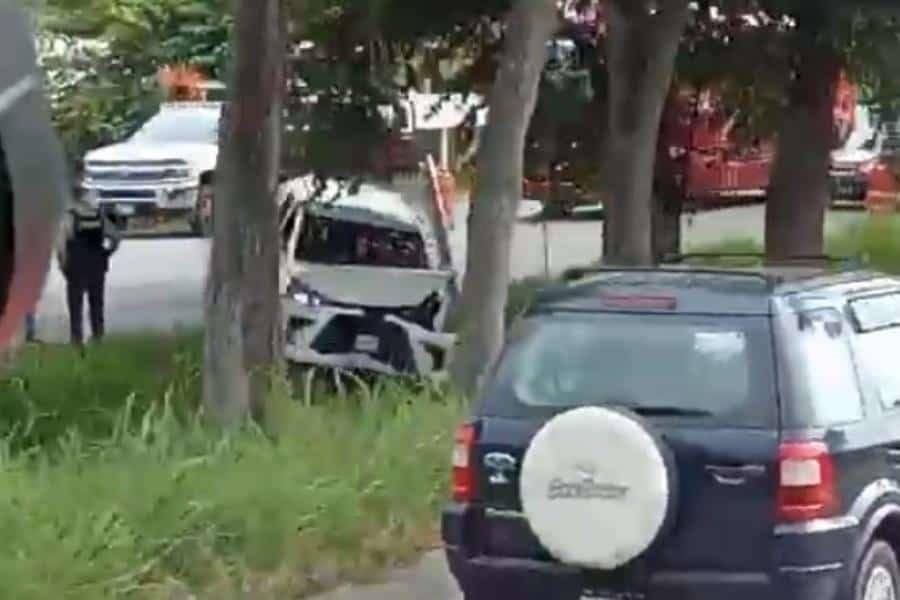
[856,541,900,600]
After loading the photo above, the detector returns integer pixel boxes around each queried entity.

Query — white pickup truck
[80,101,221,235]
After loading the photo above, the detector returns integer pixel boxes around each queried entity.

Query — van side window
[850,293,900,410]
[780,307,864,427]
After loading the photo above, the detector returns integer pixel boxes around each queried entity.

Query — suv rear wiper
[626,406,714,418]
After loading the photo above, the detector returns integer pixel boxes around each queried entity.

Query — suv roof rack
[661,252,864,270]
[561,254,867,288]
[561,265,777,285]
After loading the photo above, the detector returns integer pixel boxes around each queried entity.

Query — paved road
[311,552,458,600]
[28,204,864,343]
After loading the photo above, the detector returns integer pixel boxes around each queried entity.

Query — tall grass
[0,334,464,599]
[689,214,900,274]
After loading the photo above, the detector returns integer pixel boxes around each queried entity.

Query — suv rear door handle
[705,464,766,486]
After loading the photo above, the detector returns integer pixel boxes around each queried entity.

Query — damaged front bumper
[281,296,456,377]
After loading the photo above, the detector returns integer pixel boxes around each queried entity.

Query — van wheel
[856,541,900,600]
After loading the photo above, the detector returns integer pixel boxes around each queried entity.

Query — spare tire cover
[520,406,673,569]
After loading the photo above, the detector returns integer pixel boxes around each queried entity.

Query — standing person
[24,312,36,342]
[56,200,120,346]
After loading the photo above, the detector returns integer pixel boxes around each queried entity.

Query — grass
[684,214,900,273]
[0,334,464,599]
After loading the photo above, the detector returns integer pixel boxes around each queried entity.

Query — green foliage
[286,0,510,179]
[689,214,900,274]
[0,332,464,599]
[37,0,232,161]
[678,2,900,141]
[0,331,201,452]
[829,215,900,273]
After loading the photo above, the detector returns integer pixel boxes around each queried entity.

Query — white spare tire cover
[520,406,673,570]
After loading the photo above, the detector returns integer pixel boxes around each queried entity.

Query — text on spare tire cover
[548,465,630,500]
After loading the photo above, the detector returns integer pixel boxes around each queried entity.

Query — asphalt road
[28,203,864,343]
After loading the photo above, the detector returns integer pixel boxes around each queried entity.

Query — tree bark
[204,0,284,426]
[604,0,690,266]
[449,0,558,395]
[765,43,839,262]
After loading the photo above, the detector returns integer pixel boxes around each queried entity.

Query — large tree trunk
[449,0,558,395]
[204,0,284,425]
[604,0,689,266]
[766,43,839,262]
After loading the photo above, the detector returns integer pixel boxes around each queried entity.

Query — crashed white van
[280,181,457,376]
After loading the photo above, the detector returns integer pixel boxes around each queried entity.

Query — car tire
[855,541,900,600]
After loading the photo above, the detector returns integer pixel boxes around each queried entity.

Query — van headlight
[288,280,325,306]
[293,292,321,306]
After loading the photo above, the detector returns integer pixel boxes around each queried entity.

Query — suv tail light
[776,441,839,523]
[452,423,477,502]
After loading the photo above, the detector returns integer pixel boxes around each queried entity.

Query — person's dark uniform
[58,205,119,345]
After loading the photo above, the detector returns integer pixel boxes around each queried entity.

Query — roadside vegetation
[689,214,900,274]
[0,335,463,599]
[1,216,899,598]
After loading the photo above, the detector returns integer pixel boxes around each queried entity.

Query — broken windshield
[295,214,428,269]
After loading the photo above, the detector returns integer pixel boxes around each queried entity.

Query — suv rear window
[481,312,777,427]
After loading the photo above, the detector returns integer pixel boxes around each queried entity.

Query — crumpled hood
[86,142,217,170]
[290,263,454,308]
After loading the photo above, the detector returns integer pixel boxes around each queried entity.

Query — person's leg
[87,265,106,341]
[66,273,84,345]
[24,312,36,342]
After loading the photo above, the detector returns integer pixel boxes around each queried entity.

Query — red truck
[526,71,861,216]
[829,102,900,212]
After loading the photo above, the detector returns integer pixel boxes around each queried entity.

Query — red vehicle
[829,102,900,212]
[526,73,859,215]
[526,2,862,215]
[665,73,857,210]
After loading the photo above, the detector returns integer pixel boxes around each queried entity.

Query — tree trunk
[652,184,683,262]
[604,0,689,266]
[204,0,284,426]
[449,0,558,395]
[765,44,839,262]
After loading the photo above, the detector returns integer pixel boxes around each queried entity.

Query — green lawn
[0,334,463,599]
[688,214,900,273]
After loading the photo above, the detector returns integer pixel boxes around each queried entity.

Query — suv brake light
[599,295,677,310]
[776,441,839,523]
[452,423,477,502]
